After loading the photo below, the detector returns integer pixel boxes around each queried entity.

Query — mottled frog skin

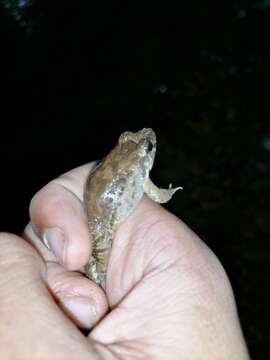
[83,128,181,288]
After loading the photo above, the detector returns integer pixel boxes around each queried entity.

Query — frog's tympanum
[83,128,181,288]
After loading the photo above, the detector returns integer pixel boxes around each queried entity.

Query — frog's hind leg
[143,178,182,204]
[84,256,107,290]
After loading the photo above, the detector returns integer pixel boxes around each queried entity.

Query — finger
[28,163,95,271]
[45,262,108,329]
[24,221,109,329]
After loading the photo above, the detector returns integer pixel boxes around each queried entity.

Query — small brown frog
[84,128,181,288]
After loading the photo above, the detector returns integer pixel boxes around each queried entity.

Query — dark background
[1,1,270,358]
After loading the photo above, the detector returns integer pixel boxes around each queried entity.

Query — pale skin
[0,163,250,359]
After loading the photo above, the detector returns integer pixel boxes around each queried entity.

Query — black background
[1,1,270,358]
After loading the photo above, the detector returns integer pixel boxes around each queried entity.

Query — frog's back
[84,147,146,229]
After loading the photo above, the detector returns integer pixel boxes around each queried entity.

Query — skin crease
[0,163,250,359]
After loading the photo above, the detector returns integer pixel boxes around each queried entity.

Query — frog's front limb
[143,178,182,204]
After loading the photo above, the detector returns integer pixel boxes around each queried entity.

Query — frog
[83,128,182,289]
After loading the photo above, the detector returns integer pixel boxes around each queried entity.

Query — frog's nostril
[147,141,154,152]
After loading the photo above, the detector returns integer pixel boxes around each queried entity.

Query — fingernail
[63,297,98,328]
[43,227,66,264]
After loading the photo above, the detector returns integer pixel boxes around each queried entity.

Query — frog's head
[118,128,157,175]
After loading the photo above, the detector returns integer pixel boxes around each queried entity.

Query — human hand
[0,163,250,359]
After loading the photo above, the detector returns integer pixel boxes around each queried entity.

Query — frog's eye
[147,141,154,153]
